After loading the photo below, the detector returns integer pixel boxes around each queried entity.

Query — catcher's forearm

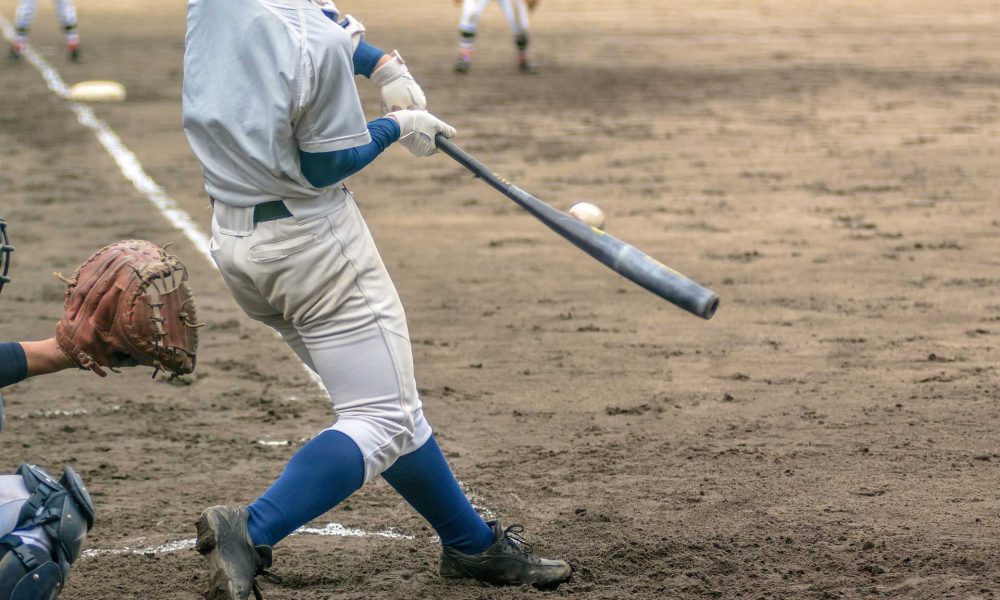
[22,339,75,377]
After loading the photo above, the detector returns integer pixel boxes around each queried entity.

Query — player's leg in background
[52,0,79,60]
[9,0,36,60]
[455,0,490,73]
[500,0,534,72]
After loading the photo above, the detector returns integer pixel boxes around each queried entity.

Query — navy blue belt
[253,200,292,223]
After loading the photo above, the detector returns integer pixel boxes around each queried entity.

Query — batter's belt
[211,186,350,236]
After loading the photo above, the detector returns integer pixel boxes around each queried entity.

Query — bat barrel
[435,135,720,320]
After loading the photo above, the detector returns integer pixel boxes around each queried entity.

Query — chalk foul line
[0,15,323,389]
[82,522,414,558]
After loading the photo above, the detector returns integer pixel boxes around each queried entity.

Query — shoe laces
[252,568,282,599]
[502,524,535,557]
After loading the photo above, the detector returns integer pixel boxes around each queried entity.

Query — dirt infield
[1,0,997,598]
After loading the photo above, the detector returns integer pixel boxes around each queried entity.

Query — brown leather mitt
[56,240,201,377]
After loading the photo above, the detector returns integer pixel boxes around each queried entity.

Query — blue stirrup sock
[381,436,494,555]
[246,431,493,555]
[247,429,365,547]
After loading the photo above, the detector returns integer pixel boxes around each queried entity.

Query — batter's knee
[329,406,432,483]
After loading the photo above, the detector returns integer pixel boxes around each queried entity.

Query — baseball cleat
[67,41,80,61]
[454,59,471,74]
[439,520,572,589]
[8,42,25,61]
[196,506,274,600]
[518,60,538,74]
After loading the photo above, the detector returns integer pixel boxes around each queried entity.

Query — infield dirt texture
[1,1,998,598]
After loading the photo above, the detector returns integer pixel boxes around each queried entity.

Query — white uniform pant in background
[15,0,77,30]
[0,475,51,552]
[460,0,529,35]
[209,192,432,483]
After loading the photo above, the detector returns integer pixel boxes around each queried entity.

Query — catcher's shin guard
[0,540,62,600]
[0,465,94,599]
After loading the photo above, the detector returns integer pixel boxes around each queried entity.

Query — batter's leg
[382,436,494,554]
[455,0,490,73]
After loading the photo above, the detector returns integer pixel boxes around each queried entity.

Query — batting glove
[373,51,427,113]
[388,110,456,157]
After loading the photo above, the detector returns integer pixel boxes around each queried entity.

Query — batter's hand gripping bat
[435,135,719,319]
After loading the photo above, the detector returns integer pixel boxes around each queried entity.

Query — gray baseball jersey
[183,0,370,207]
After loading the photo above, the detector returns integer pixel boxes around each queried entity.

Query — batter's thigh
[223,196,431,481]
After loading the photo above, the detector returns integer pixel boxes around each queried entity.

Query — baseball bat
[434,135,720,320]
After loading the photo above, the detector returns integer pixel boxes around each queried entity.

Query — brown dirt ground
[1,0,998,598]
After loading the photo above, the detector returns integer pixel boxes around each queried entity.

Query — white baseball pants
[209,189,432,483]
[460,0,530,36]
[0,475,51,552]
[14,0,77,30]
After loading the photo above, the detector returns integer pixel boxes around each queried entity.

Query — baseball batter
[8,0,80,61]
[183,0,570,597]
[454,0,537,73]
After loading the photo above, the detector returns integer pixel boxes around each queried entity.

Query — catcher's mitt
[56,240,201,378]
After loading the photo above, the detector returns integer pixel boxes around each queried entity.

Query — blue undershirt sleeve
[0,342,28,388]
[299,118,401,188]
[353,40,386,78]
[318,9,386,78]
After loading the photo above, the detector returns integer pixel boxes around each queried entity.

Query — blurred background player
[8,0,80,61]
[0,216,95,600]
[454,0,538,73]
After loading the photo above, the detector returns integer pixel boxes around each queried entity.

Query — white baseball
[568,202,606,229]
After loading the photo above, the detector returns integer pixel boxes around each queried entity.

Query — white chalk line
[82,522,414,558]
[1,17,497,543]
[15,405,121,419]
[0,15,325,391]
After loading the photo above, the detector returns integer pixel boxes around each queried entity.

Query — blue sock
[381,436,494,555]
[0,342,28,388]
[247,429,365,547]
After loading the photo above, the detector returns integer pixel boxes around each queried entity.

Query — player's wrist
[372,51,411,86]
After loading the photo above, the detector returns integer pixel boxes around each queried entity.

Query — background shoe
[196,506,273,600]
[454,59,471,74]
[8,42,25,61]
[67,42,80,61]
[518,60,538,74]
[440,520,572,589]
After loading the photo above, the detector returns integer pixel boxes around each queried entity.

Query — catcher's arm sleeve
[0,342,28,388]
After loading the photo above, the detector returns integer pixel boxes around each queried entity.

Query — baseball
[568,202,606,229]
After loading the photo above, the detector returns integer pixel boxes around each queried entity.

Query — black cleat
[196,506,273,600]
[440,520,572,589]
[454,59,471,74]
[8,43,23,61]
[518,60,538,74]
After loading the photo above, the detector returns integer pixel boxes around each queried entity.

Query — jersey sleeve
[294,22,371,153]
